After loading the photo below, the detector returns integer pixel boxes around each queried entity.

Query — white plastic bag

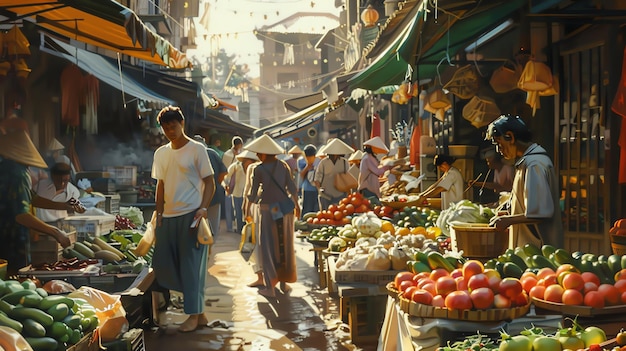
[133,211,156,257]
[68,287,128,341]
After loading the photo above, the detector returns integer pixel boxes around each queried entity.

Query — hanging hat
[489,61,522,93]
[287,145,303,155]
[348,149,364,161]
[236,149,259,161]
[244,134,284,155]
[443,65,479,100]
[47,138,65,152]
[0,130,48,168]
[363,136,389,154]
[323,138,354,155]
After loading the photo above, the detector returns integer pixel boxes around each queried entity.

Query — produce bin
[63,215,116,241]
[104,166,138,190]
[450,223,508,258]
[95,194,121,215]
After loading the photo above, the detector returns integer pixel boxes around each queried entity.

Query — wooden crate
[345,294,388,343]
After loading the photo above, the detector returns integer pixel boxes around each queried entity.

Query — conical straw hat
[244,134,284,155]
[47,138,65,152]
[236,149,259,161]
[316,144,327,157]
[323,138,354,155]
[0,130,48,168]
[363,136,389,154]
[348,149,364,161]
[287,145,303,155]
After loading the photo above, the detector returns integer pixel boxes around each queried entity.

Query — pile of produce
[435,200,495,236]
[488,243,626,310]
[436,323,611,351]
[611,218,626,236]
[392,260,529,311]
[0,278,99,350]
[303,192,372,226]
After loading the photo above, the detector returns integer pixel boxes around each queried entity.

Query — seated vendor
[34,162,85,223]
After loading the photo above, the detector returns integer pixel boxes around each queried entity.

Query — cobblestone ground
[144,219,378,351]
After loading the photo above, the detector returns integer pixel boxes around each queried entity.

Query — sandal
[247,281,265,288]
[280,282,292,295]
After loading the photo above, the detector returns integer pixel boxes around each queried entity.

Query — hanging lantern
[361,5,379,27]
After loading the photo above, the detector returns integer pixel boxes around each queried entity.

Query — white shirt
[152,140,214,217]
[438,166,464,210]
[34,179,80,222]
[224,162,246,198]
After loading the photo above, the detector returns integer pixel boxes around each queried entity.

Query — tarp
[42,36,174,104]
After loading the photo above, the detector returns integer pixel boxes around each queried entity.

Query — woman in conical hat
[347,150,363,182]
[312,138,354,210]
[358,136,392,200]
[244,133,300,298]
[0,130,72,275]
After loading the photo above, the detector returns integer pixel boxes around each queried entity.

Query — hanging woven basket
[444,65,479,100]
[490,61,522,93]
[518,60,553,91]
[426,88,450,109]
[462,95,501,128]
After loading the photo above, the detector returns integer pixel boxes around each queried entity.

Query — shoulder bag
[334,159,358,193]
[261,162,296,219]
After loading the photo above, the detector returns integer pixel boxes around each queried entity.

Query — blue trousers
[233,196,244,233]
[153,211,208,315]
[224,194,234,232]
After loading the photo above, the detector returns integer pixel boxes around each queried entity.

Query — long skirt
[258,204,297,287]
[153,211,208,315]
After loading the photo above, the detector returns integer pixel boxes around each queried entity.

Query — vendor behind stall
[34,161,85,223]
[416,154,464,210]
[0,130,72,274]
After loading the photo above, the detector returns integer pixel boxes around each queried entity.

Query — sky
[187,0,342,78]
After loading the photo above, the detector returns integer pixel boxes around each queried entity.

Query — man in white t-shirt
[416,154,464,210]
[221,136,243,232]
[34,162,83,223]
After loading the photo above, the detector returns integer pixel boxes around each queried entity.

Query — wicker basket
[399,296,530,322]
[450,223,509,258]
[611,242,626,256]
[380,199,422,210]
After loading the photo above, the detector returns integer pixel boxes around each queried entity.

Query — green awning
[347,0,563,91]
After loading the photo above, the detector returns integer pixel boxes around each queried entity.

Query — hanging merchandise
[424,86,451,121]
[283,43,295,65]
[611,46,626,184]
[517,60,556,115]
[60,64,84,127]
[443,65,479,100]
[82,74,100,135]
[490,60,522,93]
[4,25,31,56]
[462,95,501,128]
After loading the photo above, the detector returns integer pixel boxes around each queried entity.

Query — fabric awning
[347,0,563,91]
[2,0,191,69]
[42,36,174,104]
[195,109,256,138]
[254,99,329,138]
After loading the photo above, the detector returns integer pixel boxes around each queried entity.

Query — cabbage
[436,200,495,235]
[119,206,144,226]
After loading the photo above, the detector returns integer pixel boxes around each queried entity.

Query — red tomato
[435,277,457,297]
[583,282,599,294]
[411,289,433,305]
[543,284,564,303]
[615,269,626,282]
[413,272,430,283]
[462,260,484,280]
[562,288,584,305]
[467,273,490,292]
[333,211,343,221]
[417,278,434,289]
[421,282,436,296]
[345,204,355,215]
[402,286,418,300]
[328,204,338,213]
[583,290,605,308]
[581,272,601,286]
[488,276,502,294]
[598,284,621,306]
[614,279,626,294]
[432,295,445,307]
[520,271,538,281]
[499,278,523,299]
[361,198,371,207]
[536,267,556,280]
[394,272,415,290]
[529,285,546,300]
[445,290,473,310]
[511,291,529,307]
[622,291,626,304]
[429,268,450,282]
[469,287,494,309]
[398,279,417,293]
[521,276,538,293]
[455,276,468,291]
[373,205,381,213]
[493,294,511,308]
[450,269,463,279]
[555,263,579,277]
[356,204,369,213]
[562,272,585,291]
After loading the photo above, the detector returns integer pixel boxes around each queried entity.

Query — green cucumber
[608,254,622,275]
[541,244,557,257]
[1,289,38,305]
[20,293,43,308]
[0,311,23,332]
[38,296,75,310]
[502,262,523,279]
[35,288,48,298]
[22,318,47,338]
[9,307,54,327]
[426,251,455,272]
[523,243,542,258]
[506,253,528,270]
[62,314,81,329]
[21,280,37,291]
[47,303,70,322]
[0,299,14,315]
[531,255,557,270]
[47,321,67,339]
[72,242,95,259]
[24,337,58,351]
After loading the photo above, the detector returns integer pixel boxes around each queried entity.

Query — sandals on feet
[280,283,292,294]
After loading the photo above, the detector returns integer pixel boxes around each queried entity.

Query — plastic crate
[96,194,121,215]
[101,329,145,351]
[63,215,116,241]
[104,166,137,189]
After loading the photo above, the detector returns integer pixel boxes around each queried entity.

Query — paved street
[144,219,378,350]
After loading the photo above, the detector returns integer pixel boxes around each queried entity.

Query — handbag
[239,220,256,261]
[133,211,156,257]
[196,217,214,246]
[334,159,357,192]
